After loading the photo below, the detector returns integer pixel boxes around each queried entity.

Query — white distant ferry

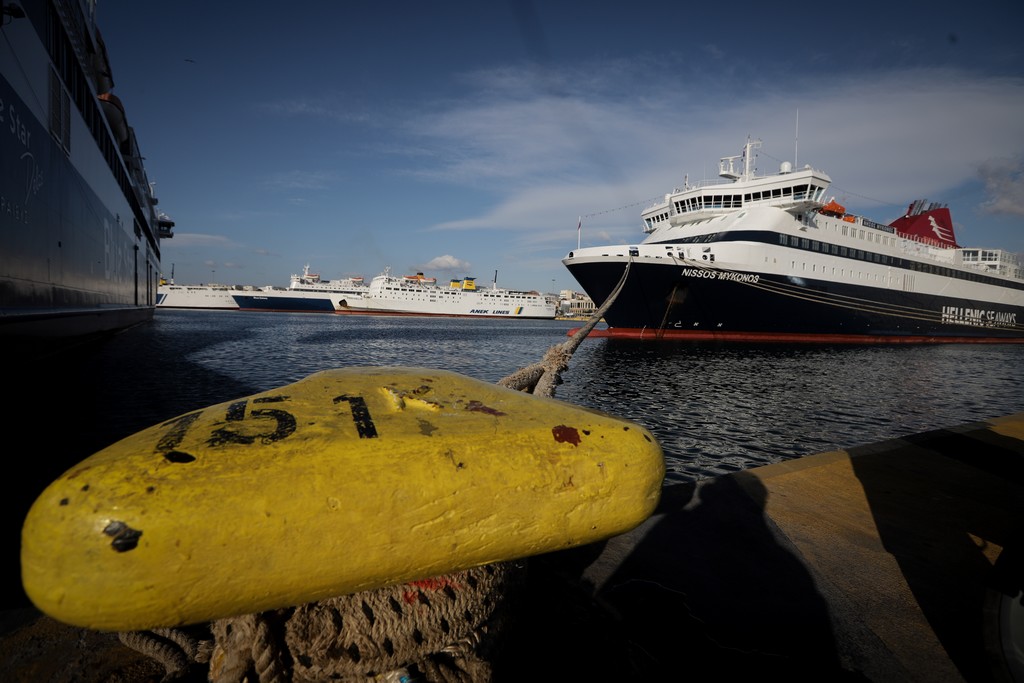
[157,282,250,310]
[232,264,369,312]
[563,138,1024,343]
[234,266,558,319]
[341,268,558,319]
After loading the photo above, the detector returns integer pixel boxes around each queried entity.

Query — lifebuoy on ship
[97,92,129,148]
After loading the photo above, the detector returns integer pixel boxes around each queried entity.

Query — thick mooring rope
[497,259,631,397]
[205,561,524,683]
[117,625,212,682]
[117,262,631,682]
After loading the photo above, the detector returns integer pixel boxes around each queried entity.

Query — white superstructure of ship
[563,137,1024,342]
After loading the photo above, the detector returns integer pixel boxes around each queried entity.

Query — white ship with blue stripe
[563,138,1024,343]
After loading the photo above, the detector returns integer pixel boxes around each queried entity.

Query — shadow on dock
[498,413,1024,682]
[2,413,1022,681]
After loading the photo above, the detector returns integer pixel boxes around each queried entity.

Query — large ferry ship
[232,264,369,313]
[1,0,173,338]
[563,138,1024,343]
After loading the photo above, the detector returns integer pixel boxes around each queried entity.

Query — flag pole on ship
[576,216,581,250]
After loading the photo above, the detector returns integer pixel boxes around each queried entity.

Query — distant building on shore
[558,290,596,318]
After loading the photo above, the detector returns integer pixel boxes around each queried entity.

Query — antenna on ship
[795,109,799,168]
[738,136,761,180]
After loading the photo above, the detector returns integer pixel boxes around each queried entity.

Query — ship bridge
[641,139,831,233]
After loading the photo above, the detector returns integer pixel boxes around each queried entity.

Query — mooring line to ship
[683,260,1024,332]
[656,282,682,339]
[117,260,634,681]
[496,257,633,396]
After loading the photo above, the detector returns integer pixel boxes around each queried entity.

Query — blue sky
[97,1,1024,292]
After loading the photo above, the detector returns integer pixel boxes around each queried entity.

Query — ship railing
[959,259,1024,281]
[845,212,956,251]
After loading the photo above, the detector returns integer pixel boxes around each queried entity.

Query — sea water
[21,308,1024,480]
[5,309,1024,607]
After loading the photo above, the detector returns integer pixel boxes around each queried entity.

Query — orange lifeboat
[98,92,129,148]
[819,198,846,218]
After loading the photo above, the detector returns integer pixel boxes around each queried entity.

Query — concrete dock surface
[520,410,1024,681]
[2,412,1022,682]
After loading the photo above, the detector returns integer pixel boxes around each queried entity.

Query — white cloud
[978,157,1024,217]
[420,255,472,273]
[391,65,1024,243]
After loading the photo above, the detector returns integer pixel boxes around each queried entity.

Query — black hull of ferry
[566,261,1024,343]
[234,293,557,318]
[1,10,162,341]
[0,75,158,337]
[233,295,339,312]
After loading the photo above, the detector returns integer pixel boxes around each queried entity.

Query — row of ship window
[963,249,1005,262]
[650,230,1020,292]
[774,233,1024,290]
[645,184,832,230]
[382,288,534,298]
[672,184,829,215]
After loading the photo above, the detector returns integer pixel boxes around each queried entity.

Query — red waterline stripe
[568,328,1024,344]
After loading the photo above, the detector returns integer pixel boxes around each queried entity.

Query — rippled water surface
[5,309,1024,607]
[556,339,1024,481]
[44,310,1024,478]
[13,310,1024,479]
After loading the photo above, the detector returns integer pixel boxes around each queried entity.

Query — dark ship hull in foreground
[564,139,1023,343]
[1,0,173,339]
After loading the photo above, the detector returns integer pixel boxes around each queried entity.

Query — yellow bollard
[22,367,664,631]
